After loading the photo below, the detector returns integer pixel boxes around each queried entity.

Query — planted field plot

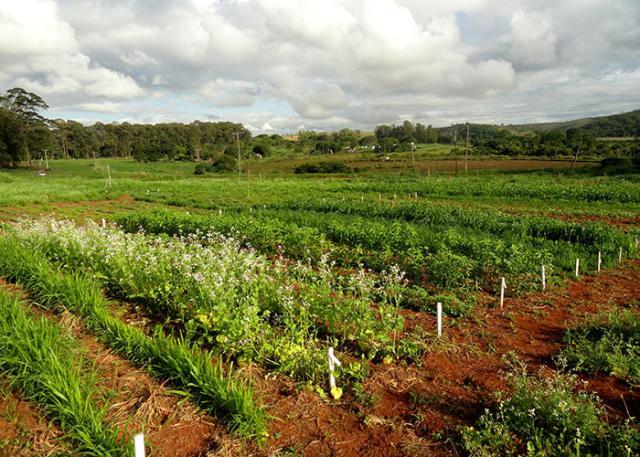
[0,160,639,456]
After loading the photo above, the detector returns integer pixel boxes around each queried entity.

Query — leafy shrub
[461,366,640,457]
[294,161,354,174]
[194,155,237,174]
[252,143,271,157]
[560,309,640,386]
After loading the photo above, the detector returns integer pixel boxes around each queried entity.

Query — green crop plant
[560,309,640,386]
[461,364,640,456]
[0,236,268,440]
[0,289,127,456]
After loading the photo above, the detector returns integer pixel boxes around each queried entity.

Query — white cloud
[1,0,638,131]
[199,79,260,107]
[0,0,143,105]
[0,0,77,55]
[510,10,557,66]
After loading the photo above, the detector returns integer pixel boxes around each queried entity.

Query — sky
[0,0,639,133]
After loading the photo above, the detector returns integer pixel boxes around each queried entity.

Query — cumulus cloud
[509,10,557,67]
[0,0,143,107]
[1,0,639,131]
[199,79,261,108]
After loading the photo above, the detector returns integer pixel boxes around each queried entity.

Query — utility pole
[464,122,470,172]
[453,128,458,175]
[234,132,241,176]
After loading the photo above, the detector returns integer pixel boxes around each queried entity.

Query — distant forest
[0,86,638,168]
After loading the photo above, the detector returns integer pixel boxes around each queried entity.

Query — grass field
[0,157,638,456]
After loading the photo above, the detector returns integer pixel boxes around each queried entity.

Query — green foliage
[0,289,127,455]
[560,309,640,386]
[461,367,640,456]
[194,155,238,174]
[0,235,267,439]
[5,219,411,391]
[294,161,355,174]
[0,108,24,167]
[599,157,636,173]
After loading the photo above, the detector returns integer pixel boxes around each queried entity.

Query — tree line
[0,87,252,167]
[1,86,637,169]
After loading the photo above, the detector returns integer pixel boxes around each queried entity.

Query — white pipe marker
[436,302,442,338]
[134,433,145,457]
[619,247,623,263]
[327,347,341,389]
[541,265,546,291]
[597,251,602,273]
[499,277,506,309]
[101,218,106,228]
[575,258,580,277]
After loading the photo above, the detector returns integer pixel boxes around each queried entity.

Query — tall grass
[0,236,267,440]
[0,289,127,456]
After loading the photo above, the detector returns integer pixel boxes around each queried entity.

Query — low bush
[560,309,640,386]
[294,161,354,174]
[461,365,640,456]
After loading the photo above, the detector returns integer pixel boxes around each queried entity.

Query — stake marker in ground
[328,347,342,400]
[134,433,145,457]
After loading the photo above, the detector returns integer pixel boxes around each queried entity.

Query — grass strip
[0,235,267,440]
[0,288,127,456]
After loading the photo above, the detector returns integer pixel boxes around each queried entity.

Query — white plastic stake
[327,347,341,389]
[619,247,623,263]
[499,277,506,309]
[101,218,106,228]
[541,265,546,291]
[414,192,418,199]
[134,433,145,457]
[218,209,222,216]
[597,251,601,273]
[436,302,442,338]
[378,194,381,202]
[575,258,580,277]
[361,196,364,203]
[393,193,397,200]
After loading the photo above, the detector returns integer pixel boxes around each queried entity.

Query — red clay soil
[545,212,640,230]
[0,194,138,223]
[0,390,67,456]
[245,260,640,457]
[0,236,638,456]
[0,280,236,457]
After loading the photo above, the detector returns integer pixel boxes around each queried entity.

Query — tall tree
[0,88,49,166]
[0,108,24,167]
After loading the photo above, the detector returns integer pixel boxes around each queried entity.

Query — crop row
[116,204,634,297]
[0,288,126,455]
[5,219,423,386]
[0,234,267,439]
[339,175,640,204]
